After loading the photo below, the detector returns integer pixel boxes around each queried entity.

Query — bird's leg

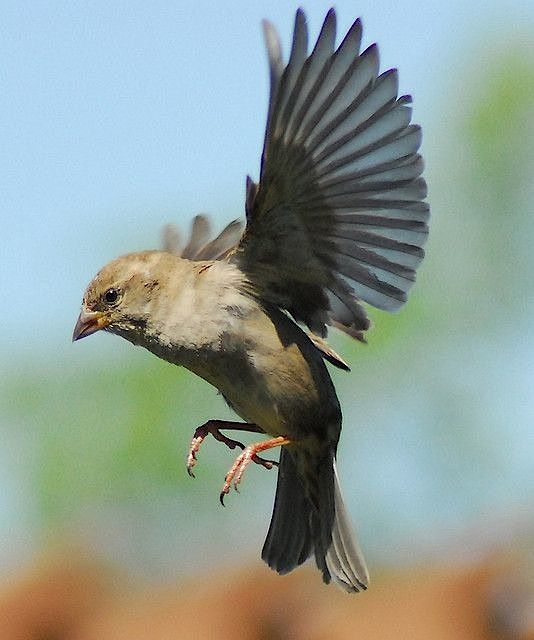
[220,436,292,505]
[186,419,277,477]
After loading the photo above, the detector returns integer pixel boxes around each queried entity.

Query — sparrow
[73,8,429,592]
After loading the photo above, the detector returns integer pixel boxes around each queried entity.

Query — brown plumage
[73,8,429,592]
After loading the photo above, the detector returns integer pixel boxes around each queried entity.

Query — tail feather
[262,448,369,592]
[261,447,313,573]
[326,460,369,591]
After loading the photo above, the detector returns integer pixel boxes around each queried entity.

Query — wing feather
[163,216,243,261]
[233,9,428,337]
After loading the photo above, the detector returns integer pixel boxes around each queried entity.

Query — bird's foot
[186,420,275,478]
[219,436,291,505]
[187,421,243,477]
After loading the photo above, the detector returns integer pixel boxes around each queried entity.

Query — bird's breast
[137,261,341,439]
[184,306,341,439]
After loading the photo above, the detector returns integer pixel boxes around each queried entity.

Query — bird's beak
[72,309,110,342]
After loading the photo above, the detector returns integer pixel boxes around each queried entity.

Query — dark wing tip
[324,7,337,24]
[362,41,379,59]
[347,16,363,39]
[398,94,413,105]
[293,7,307,38]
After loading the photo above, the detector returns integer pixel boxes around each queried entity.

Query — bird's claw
[253,454,279,470]
[186,423,247,477]
[218,447,278,505]
[186,436,203,477]
[186,421,278,479]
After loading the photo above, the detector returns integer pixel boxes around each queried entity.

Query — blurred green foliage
[467,49,534,196]
[4,354,230,526]
[464,48,534,299]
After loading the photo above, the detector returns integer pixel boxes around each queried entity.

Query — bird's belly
[208,360,294,437]
[152,298,341,440]
[220,387,288,436]
[194,342,338,440]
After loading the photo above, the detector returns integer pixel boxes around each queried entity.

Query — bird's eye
[103,287,120,305]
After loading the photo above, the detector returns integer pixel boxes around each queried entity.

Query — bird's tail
[261,447,369,592]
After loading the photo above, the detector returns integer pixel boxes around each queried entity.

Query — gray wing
[162,215,243,261]
[233,8,429,339]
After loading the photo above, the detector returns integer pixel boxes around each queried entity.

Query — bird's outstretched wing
[162,215,243,261]
[232,8,429,339]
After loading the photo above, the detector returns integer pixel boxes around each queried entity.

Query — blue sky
[1,0,533,354]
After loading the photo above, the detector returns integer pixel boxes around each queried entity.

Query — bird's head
[72,251,163,343]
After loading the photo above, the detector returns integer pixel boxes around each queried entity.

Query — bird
[72,8,429,592]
